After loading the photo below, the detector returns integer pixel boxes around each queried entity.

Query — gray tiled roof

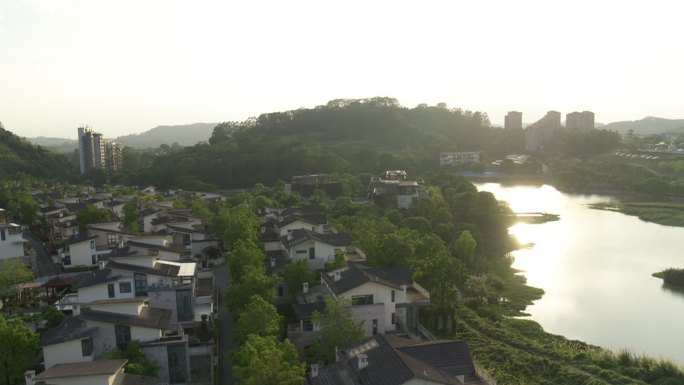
[311,335,476,385]
[281,229,351,249]
[40,316,98,346]
[322,263,404,295]
[34,359,128,380]
[126,240,185,254]
[292,302,326,321]
[80,307,172,330]
[73,268,121,289]
[107,260,180,277]
[64,233,98,246]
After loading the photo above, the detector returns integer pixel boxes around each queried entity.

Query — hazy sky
[1,0,682,139]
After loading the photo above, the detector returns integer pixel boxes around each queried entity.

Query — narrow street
[212,263,237,385]
[23,232,58,278]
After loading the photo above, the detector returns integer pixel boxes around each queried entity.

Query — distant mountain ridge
[601,117,684,135]
[114,122,217,148]
[25,122,218,150]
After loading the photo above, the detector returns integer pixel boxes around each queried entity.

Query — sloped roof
[126,240,185,254]
[40,315,98,346]
[64,233,98,246]
[292,302,326,321]
[73,268,121,289]
[322,263,405,295]
[106,260,181,277]
[34,359,128,380]
[281,229,351,249]
[80,307,171,330]
[311,335,476,385]
[279,212,328,227]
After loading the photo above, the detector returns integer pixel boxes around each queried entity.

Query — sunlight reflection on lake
[477,183,684,366]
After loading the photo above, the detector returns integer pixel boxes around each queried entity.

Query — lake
[476,183,684,366]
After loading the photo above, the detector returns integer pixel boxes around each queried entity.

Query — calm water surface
[477,183,684,366]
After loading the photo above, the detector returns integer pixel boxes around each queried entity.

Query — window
[91,255,97,265]
[119,282,132,293]
[134,273,147,296]
[295,250,307,254]
[107,233,117,246]
[176,289,193,322]
[0,229,4,241]
[108,283,115,298]
[90,240,95,249]
[372,319,378,335]
[391,312,396,325]
[81,337,93,356]
[278,286,284,297]
[351,294,373,305]
[391,290,395,303]
[308,247,315,260]
[114,325,131,350]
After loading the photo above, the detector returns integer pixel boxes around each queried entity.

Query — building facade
[78,126,122,174]
[525,111,561,152]
[566,111,595,131]
[505,111,523,130]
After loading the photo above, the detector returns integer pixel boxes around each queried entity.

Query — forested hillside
[115,98,525,189]
[0,123,76,181]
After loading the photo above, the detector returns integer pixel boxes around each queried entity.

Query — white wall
[341,282,398,333]
[87,321,163,357]
[66,239,98,267]
[289,240,338,270]
[279,220,326,236]
[0,226,24,260]
[77,277,135,303]
[47,373,114,385]
[43,338,94,369]
[88,300,143,316]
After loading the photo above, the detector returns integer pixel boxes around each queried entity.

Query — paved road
[212,263,237,385]
[23,232,59,277]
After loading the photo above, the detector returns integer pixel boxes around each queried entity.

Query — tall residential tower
[77,126,122,173]
[566,111,595,131]
[505,111,523,130]
[525,111,561,152]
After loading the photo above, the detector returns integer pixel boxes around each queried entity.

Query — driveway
[212,264,237,385]
[23,232,58,277]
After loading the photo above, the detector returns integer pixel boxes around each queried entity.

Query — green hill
[115,123,217,148]
[601,116,684,135]
[0,123,76,180]
[118,98,526,189]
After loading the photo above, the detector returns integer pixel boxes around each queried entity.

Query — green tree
[232,335,305,385]
[0,259,34,314]
[312,295,365,364]
[122,200,140,234]
[41,306,65,328]
[212,203,260,249]
[234,295,283,345]
[279,260,315,295]
[228,240,265,285]
[0,314,39,385]
[225,265,278,320]
[76,204,112,232]
[104,340,160,377]
[454,230,477,267]
[13,192,38,227]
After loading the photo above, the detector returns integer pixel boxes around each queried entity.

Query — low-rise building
[439,152,481,167]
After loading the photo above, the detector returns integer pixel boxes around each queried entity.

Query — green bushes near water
[452,305,684,385]
[653,268,684,287]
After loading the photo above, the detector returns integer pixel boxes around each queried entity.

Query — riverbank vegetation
[591,202,684,227]
[653,268,684,287]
